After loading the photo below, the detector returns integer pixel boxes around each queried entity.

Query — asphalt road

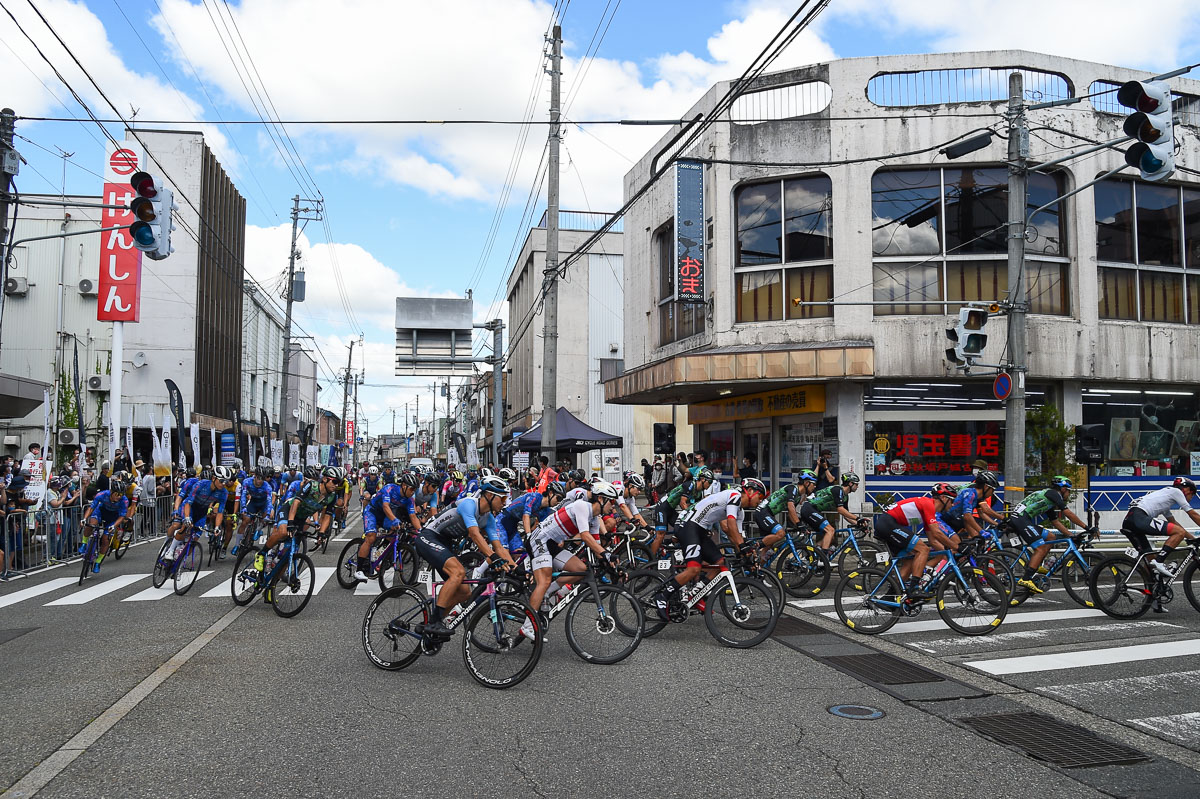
[1,520,1198,798]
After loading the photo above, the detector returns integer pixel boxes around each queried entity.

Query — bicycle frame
[397,573,507,644]
[1116,545,1197,594]
[862,547,968,611]
[544,565,611,623]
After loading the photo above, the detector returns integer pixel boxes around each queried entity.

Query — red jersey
[884,496,941,533]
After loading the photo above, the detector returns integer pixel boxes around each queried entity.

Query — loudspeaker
[653,423,676,455]
[1075,424,1105,464]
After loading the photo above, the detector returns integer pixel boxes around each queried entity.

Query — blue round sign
[993,372,1012,401]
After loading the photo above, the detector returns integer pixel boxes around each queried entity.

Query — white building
[241,280,284,424]
[283,341,317,438]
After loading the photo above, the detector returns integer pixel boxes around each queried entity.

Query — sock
[546,582,563,599]
[1022,567,1035,580]
[663,579,680,596]
[431,605,445,622]
[1157,545,1175,560]
[357,556,369,572]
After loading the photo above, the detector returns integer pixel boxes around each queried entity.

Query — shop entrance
[741,427,772,490]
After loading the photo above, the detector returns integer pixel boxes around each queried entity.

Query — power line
[15,113,1006,125]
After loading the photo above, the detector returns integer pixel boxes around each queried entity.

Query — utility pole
[416,394,420,455]
[0,109,17,357]
[341,338,355,444]
[539,26,562,467]
[352,373,360,469]
[490,320,504,466]
[392,408,396,436]
[277,195,321,443]
[1005,72,1028,502]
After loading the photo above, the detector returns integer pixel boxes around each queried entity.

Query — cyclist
[219,469,242,559]
[381,462,396,486]
[165,466,234,562]
[410,475,511,638]
[170,467,201,521]
[649,466,710,556]
[651,477,766,619]
[361,464,381,506]
[1005,476,1094,594]
[498,467,520,494]
[441,470,464,507]
[753,474,808,558]
[527,480,620,624]
[81,478,134,573]
[482,480,564,574]
[464,470,480,495]
[1123,476,1200,581]
[609,472,650,531]
[415,473,440,521]
[806,471,864,556]
[872,484,958,600]
[356,472,423,581]
[940,470,1002,540]
[254,466,340,577]
[232,466,276,555]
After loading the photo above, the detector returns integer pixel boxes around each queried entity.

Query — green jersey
[1014,488,1066,522]
[806,485,848,512]
[289,482,337,520]
[661,478,696,509]
[762,484,803,515]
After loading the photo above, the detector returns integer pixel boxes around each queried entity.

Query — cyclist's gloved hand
[488,552,506,571]
[1085,526,1100,538]
[286,521,300,534]
[738,542,757,558]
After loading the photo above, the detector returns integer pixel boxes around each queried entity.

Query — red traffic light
[1116,80,1169,114]
[129,170,158,198]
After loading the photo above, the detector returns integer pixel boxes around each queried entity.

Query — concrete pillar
[834,381,865,511]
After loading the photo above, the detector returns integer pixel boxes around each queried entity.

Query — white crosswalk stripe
[0,577,78,609]
[123,572,215,601]
[964,638,1200,675]
[909,621,1181,652]
[310,567,337,594]
[354,580,380,596]
[200,577,235,599]
[1127,712,1200,745]
[819,607,1106,635]
[44,574,149,606]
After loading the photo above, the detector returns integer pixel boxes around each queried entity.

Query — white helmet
[590,480,619,501]
[212,465,234,483]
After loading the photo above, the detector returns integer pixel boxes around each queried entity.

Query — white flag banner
[30,389,51,510]
[189,423,200,469]
[288,443,300,469]
[125,407,134,467]
[210,427,218,468]
[249,437,257,469]
[305,445,318,467]
[108,410,118,464]
[270,439,284,469]
[148,408,160,463]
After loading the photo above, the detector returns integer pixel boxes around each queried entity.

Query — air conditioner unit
[78,278,98,296]
[87,374,110,392]
[4,277,28,296]
[57,429,79,446]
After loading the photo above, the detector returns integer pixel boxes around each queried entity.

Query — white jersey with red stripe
[533,498,602,545]
[679,488,743,530]
[609,480,630,508]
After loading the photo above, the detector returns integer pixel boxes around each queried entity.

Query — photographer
[813,448,839,490]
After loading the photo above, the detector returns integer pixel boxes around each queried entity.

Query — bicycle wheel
[231,547,263,606]
[320,527,332,555]
[970,552,1015,606]
[1089,555,1152,619]
[742,563,785,610]
[1061,551,1096,608]
[704,575,778,648]
[151,538,173,588]
[173,541,203,596]
[936,569,1007,635]
[1182,559,1200,614]
[564,585,644,665]
[111,528,132,560]
[377,543,420,590]
[834,568,901,634]
[461,596,542,689]
[774,545,830,598]
[78,537,95,585]
[336,538,364,589]
[625,568,670,638]
[836,538,885,574]
[362,585,426,670]
[271,554,316,618]
[206,535,218,567]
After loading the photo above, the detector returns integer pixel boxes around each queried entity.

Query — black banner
[675,160,704,303]
[72,340,86,446]
[259,407,270,440]
[164,379,187,465]
[226,401,242,463]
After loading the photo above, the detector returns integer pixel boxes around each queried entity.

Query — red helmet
[931,482,958,499]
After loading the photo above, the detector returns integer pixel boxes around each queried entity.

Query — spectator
[113,447,131,474]
[641,458,653,487]
[535,455,558,493]
[138,462,157,538]
[5,469,35,572]
[813,449,839,490]
[43,476,72,563]
[739,456,758,480]
[651,457,666,493]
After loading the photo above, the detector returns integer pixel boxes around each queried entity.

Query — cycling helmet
[480,467,495,478]
[108,478,126,496]
[254,465,271,479]
[798,469,817,484]
[498,467,517,483]
[423,472,439,485]
[840,471,860,486]
[545,480,565,498]
[695,467,714,482]
[303,465,321,480]
[479,475,509,495]
[399,471,420,488]
[187,466,199,479]
[740,477,767,496]
[367,465,379,476]
[212,465,234,483]
[452,470,464,481]
[232,458,243,469]
[1050,475,1073,490]
[623,472,646,490]
[287,462,299,472]
[590,480,619,501]
[931,482,958,498]
[1174,476,1197,492]
[200,466,214,480]
[567,468,586,484]
[975,470,1000,489]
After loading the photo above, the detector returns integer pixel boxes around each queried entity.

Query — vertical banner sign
[306,445,319,467]
[675,160,705,303]
[227,402,242,463]
[148,408,161,464]
[288,443,300,468]
[189,423,201,469]
[249,437,257,469]
[210,427,218,467]
[125,407,134,465]
[259,408,271,441]
[73,341,86,446]
[270,439,284,469]
[97,141,143,322]
[345,419,355,448]
[108,410,117,463]
[165,379,187,464]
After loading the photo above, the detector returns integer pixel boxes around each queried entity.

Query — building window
[1095,179,1198,324]
[734,174,833,323]
[872,166,1069,316]
[656,219,705,345]
[249,375,257,407]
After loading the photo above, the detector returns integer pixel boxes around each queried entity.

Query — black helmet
[975,470,1000,489]
[303,465,321,480]
[109,479,126,495]
[399,471,420,488]
[254,465,271,479]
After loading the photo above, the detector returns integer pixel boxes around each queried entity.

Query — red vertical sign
[97,141,143,322]
[345,419,355,445]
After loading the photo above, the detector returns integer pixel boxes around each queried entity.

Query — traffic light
[128,171,176,260]
[1117,80,1175,182]
[945,305,992,367]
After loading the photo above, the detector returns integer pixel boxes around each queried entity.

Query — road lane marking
[965,638,1200,675]
[1129,712,1200,744]
[122,572,215,601]
[310,567,337,594]
[1038,669,1200,703]
[354,580,380,595]
[199,578,233,599]
[819,607,1104,634]
[907,621,1180,652]
[0,578,78,609]
[44,574,149,606]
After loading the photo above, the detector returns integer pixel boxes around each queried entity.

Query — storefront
[1081,384,1200,477]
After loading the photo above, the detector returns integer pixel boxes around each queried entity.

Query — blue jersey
[183,479,229,519]
[239,478,276,517]
[87,490,129,526]
[283,479,305,504]
[422,495,496,545]
[496,491,547,550]
[363,474,380,494]
[368,483,417,521]
[382,469,396,485]
[177,477,199,502]
[464,478,479,494]
[948,486,980,519]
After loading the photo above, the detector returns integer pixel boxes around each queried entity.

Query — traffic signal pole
[1005,72,1028,501]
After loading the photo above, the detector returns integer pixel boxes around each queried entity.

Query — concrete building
[283,342,317,439]
[240,280,285,426]
[504,211,690,473]
[604,50,1200,512]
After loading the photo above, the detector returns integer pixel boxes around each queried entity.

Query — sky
[4,0,1200,438]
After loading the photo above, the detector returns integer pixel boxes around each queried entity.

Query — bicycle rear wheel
[78,537,95,585]
[774,545,830,598]
[970,552,1015,606]
[362,585,426,670]
[461,596,542,689]
[336,538,364,589]
[377,543,419,590]
[271,554,316,618]
[1182,560,1200,614]
[111,528,132,560]
[837,539,887,574]
[704,575,778,648]
[231,547,263,605]
[173,542,203,596]
[152,538,173,588]
[564,585,644,665]
[1089,555,1152,619]
[625,568,670,637]
[936,569,1007,635]
[1061,550,1096,607]
[834,568,901,634]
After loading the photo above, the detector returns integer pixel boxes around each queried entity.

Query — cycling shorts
[677,520,724,568]
[243,500,269,519]
[1121,508,1169,554]
[362,506,399,536]
[653,502,678,533]
[1004,514,1045,546]
[529,534,573,572]
[939,510,966,534]
[798,502,830,532]
[872,513,919,558]
[496,519,525,554]
[753,506,784,537]
[414,532,457,578]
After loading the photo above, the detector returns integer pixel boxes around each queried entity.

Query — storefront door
[741,426,771,489]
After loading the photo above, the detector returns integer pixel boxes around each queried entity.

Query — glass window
[943,168,1007,253]
[737,271,783,322]
[784,175,833,261]
[1136,183,1181,266]
[1190,275,1200,323]
[946,261,1004,310]
[1098,267,1138,321]
[873,262,942,315]
[1185,189,1200,269]
[872,169,941,256]
[1027,171,1066,256]
[1095,181,1134,263]
[1140,271,1185,323]
[699,428,734,477]
[736,182,781,267]
[786,266,832,319]
[655,222,674,300]
[679,301,704,339]
[1025,262,1070,316]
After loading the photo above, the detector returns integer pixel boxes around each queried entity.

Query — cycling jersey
[496,491,547,551]
[183,480,229,523]
[678,489,743,530]
[564,487,590,503]
[175,477,199,505]
[1013,488,1067,524]
[883,497,942,534]
[415,489,439,513]
[528,498,599,571]
[421,496,497,545]
[947,485,980,519]
[762,483,804,515]
[285,482,337,522]
[239,478,276,518]
[464,478,479,494]
[363,475,380,494]
[806,485,848,513]
[1130,486,1191,519]
[381,469,396,485]
[87,490,129,526]
[225,480,241,513]
[659,478,695,510]
[367,483,416,520]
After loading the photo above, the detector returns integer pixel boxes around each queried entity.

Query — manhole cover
[828,704,885,720]
[823,653,945,685]
[961,712,1150,768]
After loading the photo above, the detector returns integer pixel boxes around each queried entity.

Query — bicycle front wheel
[336,538,364,589]
[151,538,173,588]
[461,596,542,689]
[111,529,132,560]
[837,539,887,574]
[173,542,203,596]
[1061,551,1095,607]
[1089,555,1152,619]
[231,547,262,606]
[936,569,1007,635]
[564,585,644,665]
[362,585,426,670]
[625,568,670,638]
[704,575,779,648]
[78,538,95,585]
[834,568,901,634]
[1182,559,1200,614]
[774,545,830,598]
[270,554,316,618]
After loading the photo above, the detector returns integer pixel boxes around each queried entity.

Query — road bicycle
[361,566,542,689]
[629,564,780,648]
[230,514,270,559]
[108,518,133,561]
[78,523,116,585]
[765,528,830,599]
[1089,537,1200,619]
[834,538,1008,636]
[336,527,420,590]
[526,558,645,664]
[206,517,229,567]
[991,526,1098,607]
[230,530,317,618]
[151,520,206,596]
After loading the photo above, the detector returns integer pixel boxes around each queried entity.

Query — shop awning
[511,407,622,452]
[0,373,50,419]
